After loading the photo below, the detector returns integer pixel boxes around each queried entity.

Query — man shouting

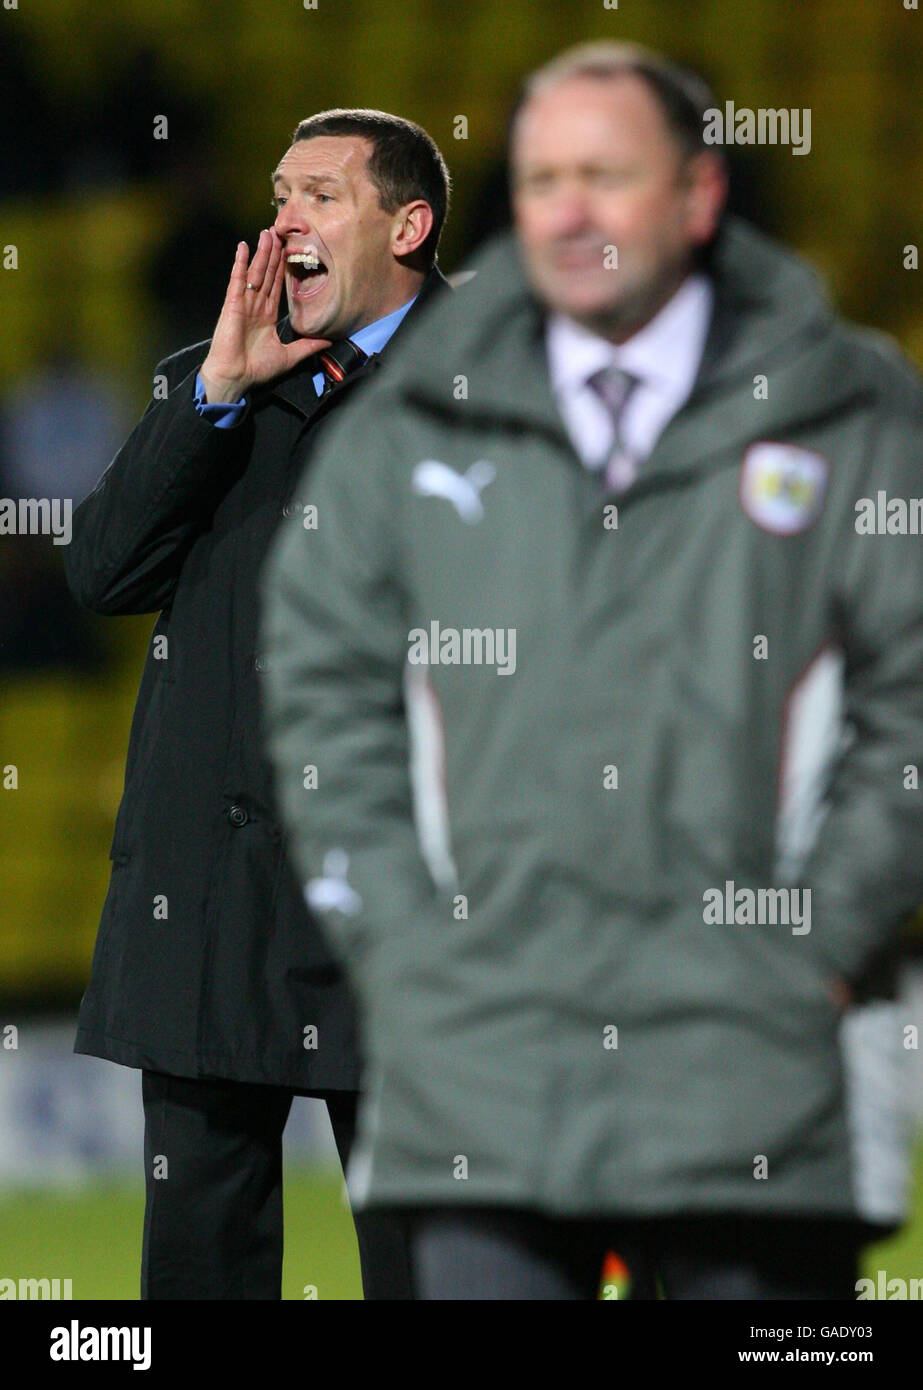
[66,109,450,1300]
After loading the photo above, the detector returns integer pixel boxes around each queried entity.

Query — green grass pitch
[0,1156,921,1300]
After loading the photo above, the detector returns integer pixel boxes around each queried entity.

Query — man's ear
[684,151,728,248]
[392,200,434,262]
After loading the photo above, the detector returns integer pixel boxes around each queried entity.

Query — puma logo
[411,459,496,523]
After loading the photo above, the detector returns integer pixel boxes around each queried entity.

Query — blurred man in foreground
[65,109,450,1299]
[262,47,923,1298]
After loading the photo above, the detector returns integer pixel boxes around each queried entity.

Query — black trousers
[407,1208,863,1300]
[140,1071,413,1300]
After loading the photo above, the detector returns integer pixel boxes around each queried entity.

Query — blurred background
[1,0,922,1299]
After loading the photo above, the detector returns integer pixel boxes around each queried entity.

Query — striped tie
[319,339,368,394]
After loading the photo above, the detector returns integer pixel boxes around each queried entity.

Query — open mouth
[286,246,329,297]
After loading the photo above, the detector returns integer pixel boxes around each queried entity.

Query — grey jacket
[261,221,923,1216]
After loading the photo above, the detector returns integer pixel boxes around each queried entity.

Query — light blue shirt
[194,295,418,428]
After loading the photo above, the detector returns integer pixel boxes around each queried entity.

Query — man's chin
[529,269,622,326]
[540,276,661,340]
[287,297,335,341]
[550,291,631,331]
[291,316,333,342]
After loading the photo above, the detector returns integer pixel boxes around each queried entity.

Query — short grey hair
[516,41,720,161]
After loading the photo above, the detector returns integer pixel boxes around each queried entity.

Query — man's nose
[547,191,594,238]
[273,202,311,238]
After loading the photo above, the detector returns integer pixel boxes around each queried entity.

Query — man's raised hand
[199,229,331,403]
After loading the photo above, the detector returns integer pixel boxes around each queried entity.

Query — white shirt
[545,273,714,473]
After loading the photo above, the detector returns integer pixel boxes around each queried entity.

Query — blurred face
[511,75,726,341]
[272,136,405,339]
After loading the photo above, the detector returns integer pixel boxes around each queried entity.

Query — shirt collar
[547,273,714,398]
[349,294,418,359]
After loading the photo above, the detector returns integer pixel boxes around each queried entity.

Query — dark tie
[319,339,368,395]
[587,364,640,493]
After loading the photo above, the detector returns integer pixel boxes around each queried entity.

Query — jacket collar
[645,220,872,475]
[264,264,450,418]
[402,221,872,480]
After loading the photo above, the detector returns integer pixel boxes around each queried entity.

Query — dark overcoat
[67,269,447,1088]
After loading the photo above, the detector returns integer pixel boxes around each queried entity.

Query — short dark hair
[515,42,721,163]
[291,108,451,266]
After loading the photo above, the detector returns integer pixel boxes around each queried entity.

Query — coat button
[228,805,249,827]
[282,501,300,518]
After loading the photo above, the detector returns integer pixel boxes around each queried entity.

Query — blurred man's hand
[831,977,853,1011]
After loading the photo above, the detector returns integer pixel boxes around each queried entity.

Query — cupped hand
[199,229,331,403]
